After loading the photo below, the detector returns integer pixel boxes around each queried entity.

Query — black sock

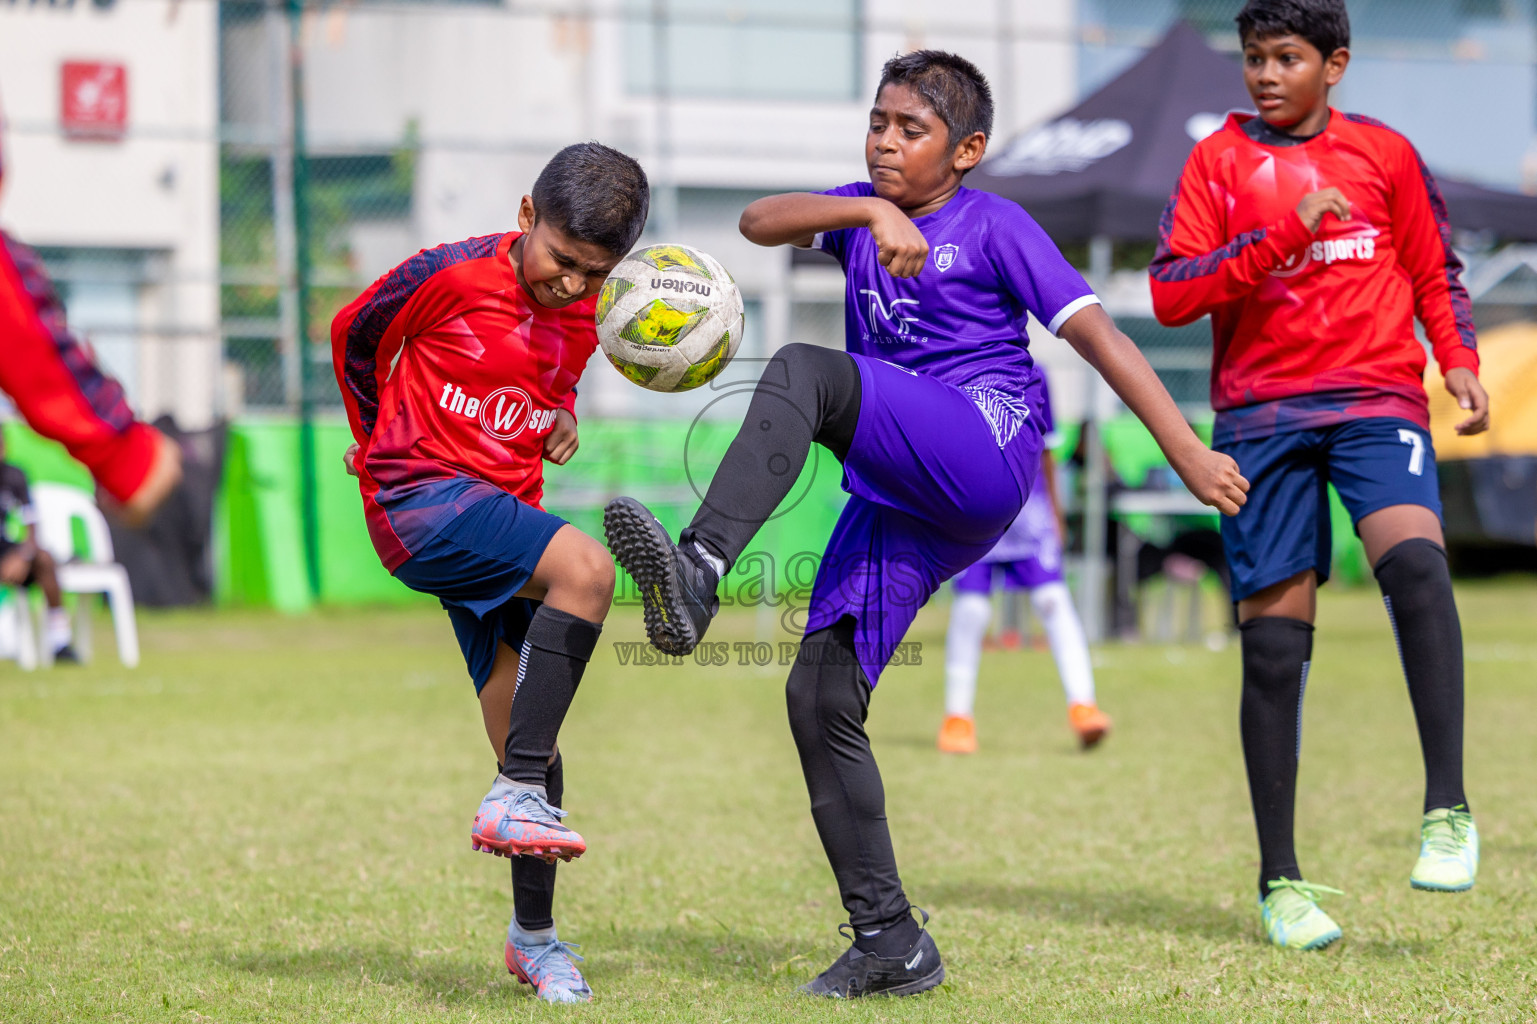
[682,343,860,569]
[785,618,912,940]
[1374,538,1468,814]
[854,913,921,958]
[511,751,563,933]
[502,606,601,785]
[1239,616,1314,899]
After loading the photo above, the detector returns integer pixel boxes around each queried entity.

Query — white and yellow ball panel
[596,242,745,393]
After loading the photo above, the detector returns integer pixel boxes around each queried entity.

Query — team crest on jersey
[934,244,959,272]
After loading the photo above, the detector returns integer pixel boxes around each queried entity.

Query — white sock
[1030,581,1096,706]
[509,920,557,945]
[944,591,992,717]
[46,607,71,651]
[693,542,727,579]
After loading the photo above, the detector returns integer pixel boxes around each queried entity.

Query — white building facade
[0,0,221,429]
[219,0,1086,421]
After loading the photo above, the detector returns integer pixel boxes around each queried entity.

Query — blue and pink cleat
[505,920,592,1003]
[471,776,586,863]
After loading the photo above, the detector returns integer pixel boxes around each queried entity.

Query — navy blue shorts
[1216,416,1441,601]
[392,490,567,694]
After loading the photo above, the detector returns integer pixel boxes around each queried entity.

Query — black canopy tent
[971,21,1537,244]
[970,22,1250,243]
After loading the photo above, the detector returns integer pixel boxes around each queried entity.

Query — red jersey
[1150,111,1477,445]
[331,231,596,570]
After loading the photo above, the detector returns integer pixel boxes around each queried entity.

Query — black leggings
[682,342,861,569]
[786,617,910,932]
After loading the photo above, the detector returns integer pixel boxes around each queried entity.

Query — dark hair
[877,49,995,149]
[1236,0,1350,56]
[531,142,650,256]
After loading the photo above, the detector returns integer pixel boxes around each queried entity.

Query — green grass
[3,580,1537,1022]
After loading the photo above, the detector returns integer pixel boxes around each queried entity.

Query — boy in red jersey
[1152,0,1488,951]
[332,143,647,1002]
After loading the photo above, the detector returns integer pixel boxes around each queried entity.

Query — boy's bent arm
[739,193,880,247]
[331,278,411,446]
[740,192,929,278]
[1059,305,1248,516]
[1149,161,1315,326]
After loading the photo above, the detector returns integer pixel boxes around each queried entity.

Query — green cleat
[1259,878,1344,951]
[1410,806,1478,892]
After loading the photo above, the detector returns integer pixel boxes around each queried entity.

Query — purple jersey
[813,183,1097,390]
[800,190,1094,685]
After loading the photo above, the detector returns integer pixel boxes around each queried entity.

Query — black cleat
[51,645,81,665]
[799,912,945,999]
[603,497,719,656]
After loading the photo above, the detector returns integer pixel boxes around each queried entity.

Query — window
[35,247,166,408]
[624,0,860,102]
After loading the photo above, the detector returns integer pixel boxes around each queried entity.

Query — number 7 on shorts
[1397,429,1426,476]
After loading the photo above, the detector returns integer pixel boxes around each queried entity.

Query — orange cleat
[937,713,978,754]
[1068,702,1112,749]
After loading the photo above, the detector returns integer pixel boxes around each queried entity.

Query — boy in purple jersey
[604,51,1247,998]
[939,373,1111,755]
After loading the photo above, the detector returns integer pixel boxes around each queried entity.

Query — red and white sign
[61,61,128,141]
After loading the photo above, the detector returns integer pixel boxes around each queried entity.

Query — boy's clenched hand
[1172,446,1250,517]
[1295,187,1351,233]
[344,442,360,477]
[544,408,580,465]
[867,198,930,278]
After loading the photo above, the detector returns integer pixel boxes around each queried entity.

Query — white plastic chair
[30,483,140,668]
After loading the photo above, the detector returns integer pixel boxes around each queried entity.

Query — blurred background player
[333,143,648,1003]
[0,127,181,526]
[939,371,1110,753]
[606,51,1247,998]
[0,431,77,662]
[1152,0,1488,952]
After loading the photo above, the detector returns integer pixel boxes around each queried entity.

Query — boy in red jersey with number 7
[1151,0,1489,952]
[332,143,648,1002]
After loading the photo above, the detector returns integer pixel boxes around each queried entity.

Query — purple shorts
[803,354,1043,686]
[954,557,1062,594]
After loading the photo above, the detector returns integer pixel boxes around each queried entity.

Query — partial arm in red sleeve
[0,233,177,512]
[1149,157,1315,326]
[1388,138,1479,376]
[330,275,409,447]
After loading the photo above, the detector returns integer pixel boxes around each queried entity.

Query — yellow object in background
[1428,322,1537,459]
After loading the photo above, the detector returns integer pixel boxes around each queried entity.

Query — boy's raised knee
[574,540,617,609]
[540,530,615,622]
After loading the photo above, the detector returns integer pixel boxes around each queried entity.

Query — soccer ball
[594,243,745,392]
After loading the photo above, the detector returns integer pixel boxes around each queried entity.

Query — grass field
[3,579,1536,1022]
